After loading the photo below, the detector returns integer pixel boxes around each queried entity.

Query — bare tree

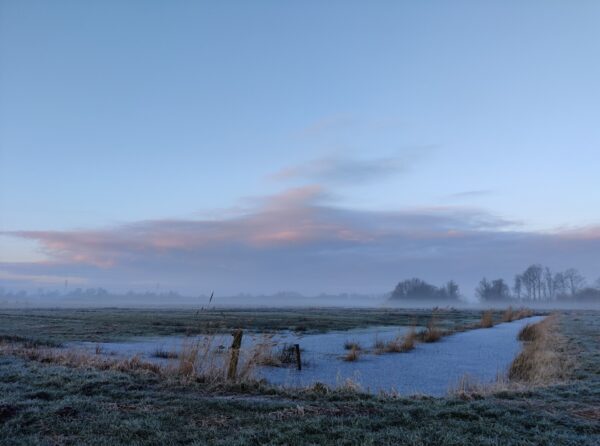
[563,268,586,296]
[553,272,567,297]
[519,264,544,300]
[544,267,555,299]
[477,278,510,301]
[513,275,522,300]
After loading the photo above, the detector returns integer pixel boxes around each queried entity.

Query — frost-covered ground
[1,310,598,445]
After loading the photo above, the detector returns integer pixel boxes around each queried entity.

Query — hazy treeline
[391,264,600,303]
[481,265,599,303]
[391,278,460,302]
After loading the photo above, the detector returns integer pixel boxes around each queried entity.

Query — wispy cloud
[270,152,424,185]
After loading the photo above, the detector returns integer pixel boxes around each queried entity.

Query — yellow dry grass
[480,311,494,328]
[343,346,361,361]
[509,315,571,384]
[501,306,514,322]
[419,317,443,343]
[0,334,264,385]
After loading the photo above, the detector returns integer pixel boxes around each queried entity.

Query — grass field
[0,307,512,342]
[0,309,598,445]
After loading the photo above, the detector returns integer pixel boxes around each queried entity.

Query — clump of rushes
[343,346,361,362]
[376,328,417,354]
[343,341,361,351]
[480,311,494,328]
[255,343,299,367]
[373,336,385,351]
[395,328,417,352]
[502,306,514,322]
[418,317,443,343]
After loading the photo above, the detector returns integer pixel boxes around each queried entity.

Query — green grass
[0,309,598,445]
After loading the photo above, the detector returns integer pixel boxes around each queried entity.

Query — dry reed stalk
[419,317,443,343]
[514,308,534,320]
[502,306,514,322]
[480,311,494,328]
[343,346,361,361]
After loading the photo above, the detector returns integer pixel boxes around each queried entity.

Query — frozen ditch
[70,316,544,396]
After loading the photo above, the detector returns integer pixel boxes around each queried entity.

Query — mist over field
[1,3,599,444]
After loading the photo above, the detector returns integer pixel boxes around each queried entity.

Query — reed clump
[255,342,298,368]
[501,306,514,322]
[418,318,443,343]
[343,346,361,362]
[480,311,494,328]
[373,337,385,351]
[380,327,417,353]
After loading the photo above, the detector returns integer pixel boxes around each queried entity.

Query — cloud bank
[2,185,599,296]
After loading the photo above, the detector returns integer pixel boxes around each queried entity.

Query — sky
[1,1,599,297]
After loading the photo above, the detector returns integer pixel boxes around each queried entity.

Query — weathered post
[227,329,243,380]
[294,343,301,371]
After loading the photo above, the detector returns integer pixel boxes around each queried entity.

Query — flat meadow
[0,307,598,445]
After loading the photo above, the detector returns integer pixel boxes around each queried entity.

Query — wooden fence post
[294,343,301,371]
[227,329,243,380]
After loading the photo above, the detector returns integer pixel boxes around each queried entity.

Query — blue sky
[1,1,599,295]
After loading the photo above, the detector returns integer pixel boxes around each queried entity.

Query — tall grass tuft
[502,306,514,322]
[418,317,443,343]
[254,339,299,368]
[480,311,494,328]
[343,346,361,362]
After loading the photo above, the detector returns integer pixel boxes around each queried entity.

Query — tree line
[391,265,599,303]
